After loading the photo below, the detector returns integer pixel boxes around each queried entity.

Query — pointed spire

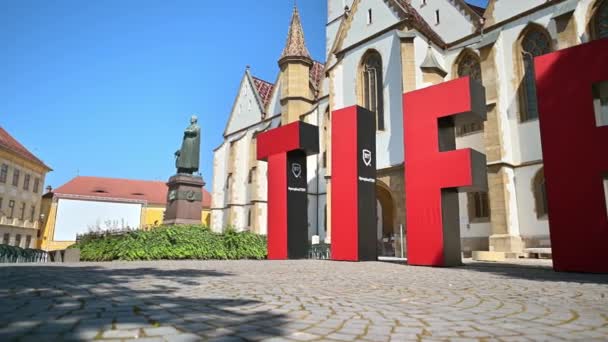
[279,5,311,61]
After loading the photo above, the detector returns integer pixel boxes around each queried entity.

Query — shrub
[71,225,267,261]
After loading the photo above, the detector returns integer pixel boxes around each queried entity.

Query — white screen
[54,199,142,241]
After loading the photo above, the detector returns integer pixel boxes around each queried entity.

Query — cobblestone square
[1,260,607,341]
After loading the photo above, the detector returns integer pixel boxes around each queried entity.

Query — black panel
[286,150,308,259]
[357,107,378,261]
[441,189,462,266]
[298,122,320,155]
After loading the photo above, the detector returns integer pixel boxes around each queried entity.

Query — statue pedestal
[164,174,205,225]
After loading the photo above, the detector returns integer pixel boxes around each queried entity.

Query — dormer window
[367,9,372,24]
[435,10,440,25]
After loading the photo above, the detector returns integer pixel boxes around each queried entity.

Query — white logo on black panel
[362,149,372,167]
[291,163,302,178]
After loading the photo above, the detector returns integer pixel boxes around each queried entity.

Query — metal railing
[0,244,49,263]
[308,243,331,260]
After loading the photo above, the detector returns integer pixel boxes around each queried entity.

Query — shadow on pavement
[458,260,608,284]
[0,265,287,341]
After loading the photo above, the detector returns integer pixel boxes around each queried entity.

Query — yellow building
[0,127,52,249]
[39,176,211,251]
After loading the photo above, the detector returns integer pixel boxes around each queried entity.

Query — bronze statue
[175,115,201,174]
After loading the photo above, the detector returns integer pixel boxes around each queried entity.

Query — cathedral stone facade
[211,0,608,259]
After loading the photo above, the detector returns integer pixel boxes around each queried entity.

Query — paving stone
[102,328,141,339]
[143,326,181,336]
[0,259,607,342]
[164,333,204,342]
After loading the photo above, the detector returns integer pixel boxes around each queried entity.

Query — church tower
[278,5,314,125]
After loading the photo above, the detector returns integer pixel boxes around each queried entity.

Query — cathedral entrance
[376,181,404,259]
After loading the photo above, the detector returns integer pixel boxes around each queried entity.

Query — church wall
[574,0,598,43]
[490,0,547,25]
[514,163,550,247]
[211,142,228,232]
[494,8,555,165]
[328,0,354,23]
[414,0,477,43]
[340,30,404,169]
[341,0,401,50]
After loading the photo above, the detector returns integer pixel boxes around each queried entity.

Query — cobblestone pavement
[1,259,608,341]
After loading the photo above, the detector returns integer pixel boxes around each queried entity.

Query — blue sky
[1,0,488,190]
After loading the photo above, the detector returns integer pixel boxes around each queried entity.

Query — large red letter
[535,39,608,273]
[331,106,377,261]
[257,121,318,260]
[403,77,487,266]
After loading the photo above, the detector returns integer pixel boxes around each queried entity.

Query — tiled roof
[252,77,275,109]
[280,6,311,60]
[53,176,211,208]
[0,126,51,170]
[310,61,324,92]
[392,0,447,47]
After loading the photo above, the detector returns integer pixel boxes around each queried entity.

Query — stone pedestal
[164,174,205,225]
[472,234,523,261]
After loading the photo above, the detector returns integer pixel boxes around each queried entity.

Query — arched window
[361,51,385,131]
[519,26,552,122]
[592,0,608,40]
[457,52,482,83]
[533,168,548,219]
[455,50,483,135]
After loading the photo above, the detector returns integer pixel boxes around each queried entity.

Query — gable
[340,0,402,51]
[266,75,282,117]
[224,72,265,136]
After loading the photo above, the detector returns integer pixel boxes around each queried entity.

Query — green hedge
[71,225,267,261]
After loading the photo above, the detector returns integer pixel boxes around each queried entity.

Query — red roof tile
[310,60,324,93]
[53,176,211,208]
[0,127,51,170]
[252,77,275,109]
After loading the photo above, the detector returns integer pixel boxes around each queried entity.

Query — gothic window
[0,164,7,183]
[533,168,548,218]
[12,169,20,187]
[361,51,385,131]
[519,27,552,122]
[468,192,490,221]
[23,174,30,191]
[593,0,608,40]
[456,51,483,135]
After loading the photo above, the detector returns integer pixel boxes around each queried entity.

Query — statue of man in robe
[175,115,201,174]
